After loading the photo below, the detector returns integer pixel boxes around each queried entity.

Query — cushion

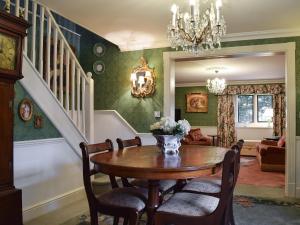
[182,178,221,195]
[157,192,219,217]
[189,129,203,141]
[131,179,177,192]
[96,187,147,211]
[277,135,286,148]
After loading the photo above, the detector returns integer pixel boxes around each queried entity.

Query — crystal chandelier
[167,0,226,54]
[206,71,226,95]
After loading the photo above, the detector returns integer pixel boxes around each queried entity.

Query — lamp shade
[138,76,145,85]
[130,73,137,81]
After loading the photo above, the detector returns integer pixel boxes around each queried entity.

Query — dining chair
[80,140,147,225]
[178,139,244,225]
[154,148,238,225]
[116,136,177,197]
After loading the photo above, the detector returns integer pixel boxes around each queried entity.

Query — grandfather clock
[0,11,30,225]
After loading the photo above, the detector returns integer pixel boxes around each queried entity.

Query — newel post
[86,72,94,144]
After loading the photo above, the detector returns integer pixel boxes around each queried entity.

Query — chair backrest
[79,140,119,203]
[116,136,142,150]
[213,147,238,223]
[234,139,244,183]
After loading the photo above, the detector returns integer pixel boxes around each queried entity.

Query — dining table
[90,144,228,225]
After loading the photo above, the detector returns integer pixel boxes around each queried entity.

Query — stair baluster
[5,0,94,143]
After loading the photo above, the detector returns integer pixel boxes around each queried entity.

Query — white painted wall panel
[14,138,83,217]
[94,110,156,147]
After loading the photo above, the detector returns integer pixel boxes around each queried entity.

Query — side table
[208,134,220,146]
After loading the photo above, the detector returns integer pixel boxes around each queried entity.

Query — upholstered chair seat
[131,179,177,193]
[96,187,147,211]
[182,178,221,196]
[157,192,219,217]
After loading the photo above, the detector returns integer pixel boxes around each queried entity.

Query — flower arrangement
[150,117,191,138]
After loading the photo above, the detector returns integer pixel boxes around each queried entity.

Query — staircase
[7,0,94,152]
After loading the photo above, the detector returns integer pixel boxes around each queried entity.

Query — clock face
[0,33,17,71]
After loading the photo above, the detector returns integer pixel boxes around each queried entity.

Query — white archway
[163,43,297,197]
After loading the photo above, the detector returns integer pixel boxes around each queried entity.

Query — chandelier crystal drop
[167,0,226,55]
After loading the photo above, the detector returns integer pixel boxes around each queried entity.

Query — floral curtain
[217,95,236,147]
[273,94,286,136]
[217,83,285,146]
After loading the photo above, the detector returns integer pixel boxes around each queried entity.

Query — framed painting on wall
[186,93,208,112]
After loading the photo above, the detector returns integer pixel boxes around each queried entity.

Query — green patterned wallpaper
[77,35,300,134]
[175,86,218,126]
[78,25,168,132]
[14,82,61,141]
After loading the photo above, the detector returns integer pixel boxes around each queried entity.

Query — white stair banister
[30,1,37,66]
[6,0,95,144]
[39,6,45,76]
[86,72,94,144]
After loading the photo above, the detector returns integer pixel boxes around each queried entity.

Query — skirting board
[23,187,85,223]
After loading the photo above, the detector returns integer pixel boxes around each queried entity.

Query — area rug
[62,196,300,225]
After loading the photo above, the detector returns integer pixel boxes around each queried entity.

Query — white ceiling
[39,0,300,51]
[175,54,285,84]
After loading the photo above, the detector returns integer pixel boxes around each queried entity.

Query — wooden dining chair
[178,139,244,225]
[116,136,177,197]
[79,140,147,225]
[154,148,238,225]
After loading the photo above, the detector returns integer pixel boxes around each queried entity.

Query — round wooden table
[91,145,227,225]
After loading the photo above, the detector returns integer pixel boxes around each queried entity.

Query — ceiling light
[167,0,226,55]
[206,70,226,95]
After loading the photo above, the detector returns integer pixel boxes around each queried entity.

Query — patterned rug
[62,196,300,225]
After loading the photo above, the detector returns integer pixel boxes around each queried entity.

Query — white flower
[160,117,177,133]
[150,122,161,130]
[150,117,191,136]
[177,119,191,135]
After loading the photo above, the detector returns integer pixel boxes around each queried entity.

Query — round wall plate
[93,61,105,75]
[93,43,105,57]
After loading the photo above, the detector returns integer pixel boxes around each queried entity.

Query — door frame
[163,42,296,197]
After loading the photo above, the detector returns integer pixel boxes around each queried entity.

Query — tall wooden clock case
[0,11,30,225]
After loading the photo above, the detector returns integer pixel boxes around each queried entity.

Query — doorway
[163,43,296,197]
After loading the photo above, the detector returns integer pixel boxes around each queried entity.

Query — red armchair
[181,128,212,146]
[256,136,285,172]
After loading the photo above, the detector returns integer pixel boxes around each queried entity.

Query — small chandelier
[206,70,226,95]
[167,0,226,54]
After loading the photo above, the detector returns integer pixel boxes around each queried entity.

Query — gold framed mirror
[130,57,156,98]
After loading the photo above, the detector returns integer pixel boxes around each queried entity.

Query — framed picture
[18,98,33,121]
[186,93,208,112]
[34,115,43,128]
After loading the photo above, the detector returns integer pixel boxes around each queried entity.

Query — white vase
[153,135,181,155]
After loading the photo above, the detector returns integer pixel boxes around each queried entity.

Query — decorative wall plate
[18,98,33,121]
[93,43,105,57]
[93,61,105,75]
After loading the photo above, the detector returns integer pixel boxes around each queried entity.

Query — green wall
[89,36,300,135]
[78,25,167,132]
[75,23,300,135]
[175,86,218,126]
[14,82,61,141]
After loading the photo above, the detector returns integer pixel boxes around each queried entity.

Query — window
[237,95,254,123]
[257,95,273,122]
[236,94,273,127]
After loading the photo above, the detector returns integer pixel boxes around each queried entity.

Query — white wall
[236,127,273,140]
[193,126,272,141]
[296,137,300,198]
[94,110,156,147]
[14,138,83,222]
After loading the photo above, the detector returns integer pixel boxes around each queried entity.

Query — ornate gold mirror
[130,57,156,98]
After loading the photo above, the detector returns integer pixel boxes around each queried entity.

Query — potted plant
[150,117,191,155]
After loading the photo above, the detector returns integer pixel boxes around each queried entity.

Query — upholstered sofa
[181,128,212,146]
[256,136,285,172]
